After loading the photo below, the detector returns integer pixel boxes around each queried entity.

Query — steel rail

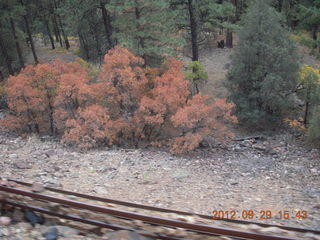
[0,199,181,240]
[8,178,320,234]
[0,185,302,240]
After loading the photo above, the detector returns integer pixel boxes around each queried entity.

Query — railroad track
[0,178,319,240]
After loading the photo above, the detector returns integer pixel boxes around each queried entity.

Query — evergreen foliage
[108,0,181,66]
[226,0,300,126]
[308,106,320,145]
[185,61,208,95]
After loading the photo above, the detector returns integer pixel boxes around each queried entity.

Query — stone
[17,222,33,231]
[0,228,9,236]
[48,202,60,211]
[0,179,8,186]
[0,216,11,225]
[176,215,196,224]
[43,227,58,240]
[8,181,17,187]
[55,225,79,237]
[12,209,24,222]
[259,227,283,234]
[14,162,32,169]
[45,150,56,158]
[9,153,19,159]
[247,224,261,232]
[25,211,45,226]
[174,228,187,237]
[313,204,320,209]
[32,183,45,193]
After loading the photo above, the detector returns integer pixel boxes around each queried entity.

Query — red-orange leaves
[152,59,189,112]
[5,60,91,134]
[98,46,148,115]
[53,71,93,132]
[4,46,237,153]
[62,105,113,149]
[170,133,203,154]
[171,94,212,129]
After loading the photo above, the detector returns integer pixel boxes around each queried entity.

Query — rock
[313,204,320,209]
[303,232,320,240]
[43,227,58,240]
[48,202,60,211]
[0,111,5,120]
[25,211,45,226]
[43,179,61,188]
[12,209,24,222]
[247,224,261,232]
[176,215,196,224]
[259,227,283,234]
[0,228,9,236]
[55,225,79,237]
[95,186,108,194]
[174,228,187,237]
[9,153,19,159]
[133,220,144,227]
[14,162,32,169]
[0,179,8,186]
[45,150,56,158]
[8,181,17,187]
[310,168,318,173]
[0,216,11,225]
[16,222,33,231]
[103,230,151,240]
[31,182,45,193]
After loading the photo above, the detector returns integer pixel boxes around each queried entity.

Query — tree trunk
[0,69,4,81]
[78,32,89,60]
[20,0,38,64]
[226,29,233,48]
[277,0,283,12]
[52,20,60,42]
[58,17,70,49]
[304,101,309,125]
[53,0,70,49]
[10,18,25,68]
[53,16,63,47]
[100,0,113,48]
[0,26,14,75]
[312,25,318,41]
[304,85,311,125]
[134,2,147,65]
[226,0,238,49]
[187,0,199,62]
[44,19,55,49]
[187,0,199,95]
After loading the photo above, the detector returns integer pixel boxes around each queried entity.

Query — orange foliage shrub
[170,96,237,153]
[62,105,113,149]
[4,60,90,135]
[3,46,237,153]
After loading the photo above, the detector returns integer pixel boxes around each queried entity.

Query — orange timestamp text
[211,210,308,220]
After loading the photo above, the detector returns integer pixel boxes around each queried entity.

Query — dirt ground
[0,130,319,231]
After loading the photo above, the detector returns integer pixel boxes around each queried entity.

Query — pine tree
[226,0,300,126]
[171,0,235,58]
[108,0,181,66]
[308,105,320,146]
